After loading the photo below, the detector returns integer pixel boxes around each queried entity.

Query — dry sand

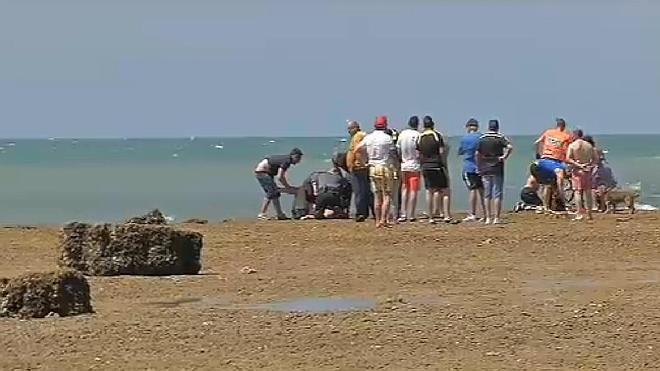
[1,213,660,370]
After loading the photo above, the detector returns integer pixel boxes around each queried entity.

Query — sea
[0,135,658,225]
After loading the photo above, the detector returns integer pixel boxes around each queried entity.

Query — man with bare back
[566,129,596,221]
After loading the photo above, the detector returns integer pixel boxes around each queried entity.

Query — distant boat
[48,137,56,141]
[214,145,224,149]
[340,138,347,143]
[190,136,196,141]
[6,142,16,147]
[268,140,276,143]
[172,153,179,158]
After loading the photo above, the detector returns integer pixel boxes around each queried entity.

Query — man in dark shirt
[416,116,452,224]
[308,168,351,219]
[254,148,303,220]
[476,120,513,224]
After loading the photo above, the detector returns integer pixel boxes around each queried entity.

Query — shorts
[401,171,421,191]
[531,160,560,185]
[256,173,280,200]
[571,169,593,191]
[462,172,483,190]
[422,168,448,190]
[482,174,504,200]
[369,165,394,195]
[539,158,567,174]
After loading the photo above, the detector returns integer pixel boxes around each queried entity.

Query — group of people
[254,115,515,226]
[254,116,618,225]
[518,121,618,218]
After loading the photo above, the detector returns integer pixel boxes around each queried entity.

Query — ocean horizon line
[1,133,659,141]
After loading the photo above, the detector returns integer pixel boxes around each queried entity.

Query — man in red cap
[355,116,397,227]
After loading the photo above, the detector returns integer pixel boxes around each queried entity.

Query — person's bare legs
[409,188,418,220]
[555,169,566,207]
[469,189,477,217]
[494,197,502,221]
[271,198,285,217]
[441,188,451,220]
[427,190,435,222]
[478,188,486,219]
[574,189,584,220]
[374,193,383,227]
[585,189,594,220]
[400,185,409,220]
[542,185,552,212]
[382,194,391,226]
[433,190,442,218]
[260,198,271,215]
[484,196,492,223]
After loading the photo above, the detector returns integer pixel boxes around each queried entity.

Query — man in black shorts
[416,116,452,224]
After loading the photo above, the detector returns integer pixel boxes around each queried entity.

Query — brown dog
[604,188,640,214]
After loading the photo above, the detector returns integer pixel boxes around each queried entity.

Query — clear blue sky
[1,0,658,138]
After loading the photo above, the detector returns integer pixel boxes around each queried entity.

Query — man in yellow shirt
[346,120,372,222]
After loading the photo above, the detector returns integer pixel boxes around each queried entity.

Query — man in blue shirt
[457,119,485,222]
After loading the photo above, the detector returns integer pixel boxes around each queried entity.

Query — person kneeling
[307,167,351,220]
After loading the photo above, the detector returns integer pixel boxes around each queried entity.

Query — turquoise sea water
[0,135,658,224]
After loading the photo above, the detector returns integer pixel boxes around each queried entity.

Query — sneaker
[428,218,437,224]
[257,214,269,221]
[276,214,291,221]
[572,215,584,222]
[398,216,408,223]
[355,215,367,223]
[484,218,492,225]
[513,202,523,213]
[492,218,505,225]
[408,217,417,223]
[462,215,478,223]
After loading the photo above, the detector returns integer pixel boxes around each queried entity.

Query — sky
[0,0,659,138]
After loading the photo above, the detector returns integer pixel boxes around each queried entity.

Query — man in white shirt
[355,115,396,228]
[396,116,421,222]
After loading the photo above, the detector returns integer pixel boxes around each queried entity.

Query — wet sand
[2,214,660,370]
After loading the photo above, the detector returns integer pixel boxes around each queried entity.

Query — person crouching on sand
[355,116,396,228]
[254,148,303,220]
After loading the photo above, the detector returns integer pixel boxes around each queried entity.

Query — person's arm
[457,138,465,156]
[534,133,545,158]
[277,167,293,189]
[311,175,319,196]
[500,138,513,161]
[565,144,584,169]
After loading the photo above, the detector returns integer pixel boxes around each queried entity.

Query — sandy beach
[2,214,660,370]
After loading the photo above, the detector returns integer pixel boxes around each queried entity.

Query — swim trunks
[402,171,420,191]
[571,168,592,191]
[536,159,567,184]
[462,172,483,191]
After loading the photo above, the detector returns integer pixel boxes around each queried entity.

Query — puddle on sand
[253,297,376,314]
[146,298,204,307]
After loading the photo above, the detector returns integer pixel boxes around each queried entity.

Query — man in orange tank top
[534,118,572,210]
